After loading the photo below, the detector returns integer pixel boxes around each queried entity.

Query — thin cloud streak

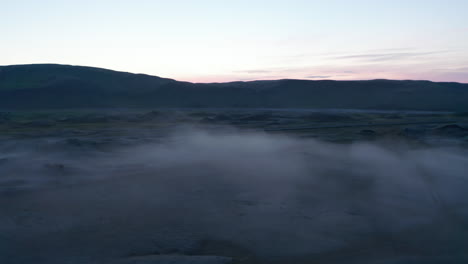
[333,51,445,62]
[212,62,468,83]
[206,48,467,83]
[306,75,332,79]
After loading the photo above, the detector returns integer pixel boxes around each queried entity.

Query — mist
[1,127,468,263]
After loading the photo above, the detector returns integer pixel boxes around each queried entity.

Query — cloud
[306,75,332,79]
[333,51,444,62]
[205,49,462,83]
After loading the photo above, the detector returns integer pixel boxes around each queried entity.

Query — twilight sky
[1,0,467,83]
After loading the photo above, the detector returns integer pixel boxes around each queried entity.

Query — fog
[1,127,468,263]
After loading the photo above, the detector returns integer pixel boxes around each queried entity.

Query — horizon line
[2,63,467,85]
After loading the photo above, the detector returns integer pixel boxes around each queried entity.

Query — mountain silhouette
[1,64,467,111]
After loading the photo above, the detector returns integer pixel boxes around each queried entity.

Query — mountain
[1,64,467,111]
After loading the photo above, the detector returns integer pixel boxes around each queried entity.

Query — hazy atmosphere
[2,1,468,264]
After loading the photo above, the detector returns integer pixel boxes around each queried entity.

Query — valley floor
[1,109,468,264]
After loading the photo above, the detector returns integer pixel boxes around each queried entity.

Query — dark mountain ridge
[1,64,467,111]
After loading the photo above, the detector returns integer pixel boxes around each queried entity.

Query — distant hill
[1,64,467,111]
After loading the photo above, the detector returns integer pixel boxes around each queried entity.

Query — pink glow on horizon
[175,70,468,84]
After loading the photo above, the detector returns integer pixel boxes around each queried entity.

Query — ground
[1,109,468,264]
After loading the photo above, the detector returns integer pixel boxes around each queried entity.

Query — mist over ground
[2,124,468,263]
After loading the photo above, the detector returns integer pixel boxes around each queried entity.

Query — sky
[1,0,468,83]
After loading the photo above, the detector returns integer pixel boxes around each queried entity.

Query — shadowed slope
[1,64,467,110]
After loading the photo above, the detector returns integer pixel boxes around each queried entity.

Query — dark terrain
[1,65,468,264]
[1,109,468,264]
[1,64,468,111]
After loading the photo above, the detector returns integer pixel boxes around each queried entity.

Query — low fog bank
[1,127,468,263]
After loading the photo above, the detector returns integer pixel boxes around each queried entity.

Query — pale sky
[1,0,468,83]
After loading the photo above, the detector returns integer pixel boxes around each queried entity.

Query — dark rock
[201,117,216,123]
[304,113,354,122]
[359,129,377,136]
[0,157,9,164]
[384,114,403,119]
[0,112,12,122]
[44,163,66,172]
[213,114,233,121]
[0,179,26,188]
[65,138,100,148]
[239,113,273,121]
[188,240,256,263]
[400,128,426,138]
[110,255,232,264]
[201,114,233,123]
[66,138,85,146]
[434,124,468,137]
[139,110,161,121]
[436,124,466,131]
[57,114,111,123]
[24,120,55,127]
[454,112,468,117]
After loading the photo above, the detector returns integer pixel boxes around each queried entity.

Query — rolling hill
[1,64,467,111]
